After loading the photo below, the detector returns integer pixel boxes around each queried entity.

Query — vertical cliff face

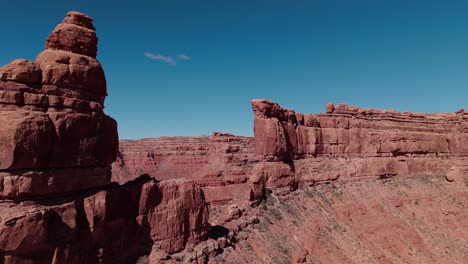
[252,99,468,160]
[250,99,468,201]
[0,12,209,264]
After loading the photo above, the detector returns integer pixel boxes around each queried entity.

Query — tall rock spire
[0,11,117,198]
[0,12,210,264]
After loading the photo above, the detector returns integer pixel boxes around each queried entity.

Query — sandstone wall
[112,133,258,205]
[251,99,468,199]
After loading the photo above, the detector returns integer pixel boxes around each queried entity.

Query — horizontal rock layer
[112,133,258,205]
[252,99,468,159]
[0,11,116,198]
[250,99,468,199]
[113,100,468,207]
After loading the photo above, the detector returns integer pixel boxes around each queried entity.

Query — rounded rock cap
[45,11,98,58]
[63,11,95,30]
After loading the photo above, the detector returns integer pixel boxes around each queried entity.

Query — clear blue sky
[1,1,468,139]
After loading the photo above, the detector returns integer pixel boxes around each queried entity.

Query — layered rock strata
[250,99,468,200]
[0,12,209,264]
[0,11,117,199]
[112,133,258,206]
[114,100,468,211]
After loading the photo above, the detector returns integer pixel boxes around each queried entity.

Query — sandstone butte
[0,11,467,264]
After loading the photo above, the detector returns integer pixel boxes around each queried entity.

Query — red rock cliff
[0,12,209,264]
[112,133,258,206]
[250,99,468,200]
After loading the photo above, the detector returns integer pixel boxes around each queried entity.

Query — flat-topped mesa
[0,12,117,199]
[250,99,468,200]
[326,102,468,121]
[252,99,468,159]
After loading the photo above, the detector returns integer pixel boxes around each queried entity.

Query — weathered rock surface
[113,99,468,263]
[138,179,210,254]
[1,9,467,264]
[0,12,210,264]
[0,176,209,263]
[0,11,116,198]
[250,99,468,201]
[46,11,98,59]
[112,132,258,206]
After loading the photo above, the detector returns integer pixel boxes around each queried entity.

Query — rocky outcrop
[114,100,468,208]
[0,12,209,264]
[112,132,258,206]
[3,10,465,264]
[0,11,117,199]
[0,176,209,263]
[250,99,468,200]
[138,179,210,254]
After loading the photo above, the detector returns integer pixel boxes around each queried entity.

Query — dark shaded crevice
[0,164,110,173]
[391,150,430,157]
[209,225,229,240]
[446,138,452,154]
[315,129,325,158]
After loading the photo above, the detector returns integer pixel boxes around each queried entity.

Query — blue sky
[1,1,468,139]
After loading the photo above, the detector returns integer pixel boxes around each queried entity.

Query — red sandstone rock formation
[0,11,117,199]
[2,10,465,264]
[138,179,209,254]
[112,132,258,206]
[0,12,209,264]
[250,99,468,201]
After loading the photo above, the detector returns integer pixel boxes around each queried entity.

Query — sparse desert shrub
[272,234,291,257]
[282,203,301,218]
[244,242,253,252]
[254,220,269,231]
[333,189,343,200]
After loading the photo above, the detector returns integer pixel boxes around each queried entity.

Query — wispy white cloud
[178,54,191,60]
[144,53,176,65]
